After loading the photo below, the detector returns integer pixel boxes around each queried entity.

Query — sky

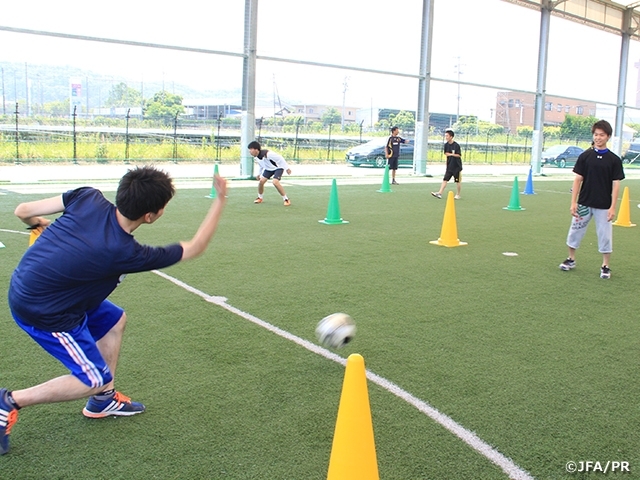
[2,0,640,121]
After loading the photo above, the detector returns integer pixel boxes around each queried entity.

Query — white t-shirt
[256,150,289,174]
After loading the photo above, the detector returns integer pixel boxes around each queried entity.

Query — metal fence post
[327,123,332,161]
[173,113,178,163]
[485,132,489,164]
[125,108,130,164]
[72,105,78,164]
[14,102,19,164]
[216,114,221,164]
[505,132,510,163]
[294,119,301,162]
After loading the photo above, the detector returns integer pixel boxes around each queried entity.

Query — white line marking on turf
[152,269,534,480]
[0,228,29,236]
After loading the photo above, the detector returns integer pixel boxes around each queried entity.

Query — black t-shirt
[444,141,462,171]
[573,148,624,209]
[386,135,405,158]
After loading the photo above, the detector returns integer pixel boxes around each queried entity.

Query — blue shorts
[12,300,124,388]
[262,168,284,180]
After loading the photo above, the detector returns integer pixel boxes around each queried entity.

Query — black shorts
[387,157,399,170]
[261,168,284,180]
[443,170,461,182]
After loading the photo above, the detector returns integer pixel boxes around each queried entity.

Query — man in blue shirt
[1,166,227,455]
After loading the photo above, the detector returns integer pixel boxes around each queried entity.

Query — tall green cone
[320,179,349,225]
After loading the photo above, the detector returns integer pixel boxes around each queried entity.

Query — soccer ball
[315,313,356,349]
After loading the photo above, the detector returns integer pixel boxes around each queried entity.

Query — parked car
[622,142,640,164]
[345,138,414,167]
[541,145,583,168]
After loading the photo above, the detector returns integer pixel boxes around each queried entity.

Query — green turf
[1,178,640,479]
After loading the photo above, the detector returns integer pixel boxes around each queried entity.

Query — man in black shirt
[559,120,624,279]
[431,129,462,199]
[385,126,409,185]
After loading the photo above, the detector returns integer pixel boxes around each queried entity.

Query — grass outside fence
[1,131,596,165]
[1,179,640,479]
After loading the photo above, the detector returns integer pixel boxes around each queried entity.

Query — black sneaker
[600,266,611,279]
[391,180,399,185]
[559,258,575,271]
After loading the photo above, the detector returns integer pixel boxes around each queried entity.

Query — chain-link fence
[0,109,603,166]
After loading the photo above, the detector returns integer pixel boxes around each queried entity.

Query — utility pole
[454,56,464,124]
[341,76,349,131]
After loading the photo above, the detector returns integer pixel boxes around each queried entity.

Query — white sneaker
[454,195,460,200]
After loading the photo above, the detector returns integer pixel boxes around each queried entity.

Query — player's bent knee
[111,312,127,333]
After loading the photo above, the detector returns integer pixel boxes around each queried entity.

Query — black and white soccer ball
[315,313,356,349]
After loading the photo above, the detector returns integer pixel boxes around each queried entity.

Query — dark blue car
[345,138,414,168]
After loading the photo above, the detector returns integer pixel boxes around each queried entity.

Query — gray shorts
[566,205,612,253]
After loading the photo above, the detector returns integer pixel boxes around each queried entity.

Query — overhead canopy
[504,0,640,40]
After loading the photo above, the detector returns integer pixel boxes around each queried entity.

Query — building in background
[182,99,241,120]
[292,104,357,124]
[495,92,596,132]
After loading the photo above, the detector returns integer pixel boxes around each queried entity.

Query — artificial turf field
[1,177,640,479]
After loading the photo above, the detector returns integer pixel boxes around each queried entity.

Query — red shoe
[254,197,263,204]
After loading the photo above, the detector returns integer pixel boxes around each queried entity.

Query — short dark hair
[592,120,612,137]
[248,141,261,150]
[445,129,455,138]
[390,126,399,133]
[116,166,175,220]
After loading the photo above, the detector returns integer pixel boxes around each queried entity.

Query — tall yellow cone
[327,354,379,480]
[613,186,636,227]
[430,191,467,247]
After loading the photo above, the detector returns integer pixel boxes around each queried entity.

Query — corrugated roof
[503,0,640,39]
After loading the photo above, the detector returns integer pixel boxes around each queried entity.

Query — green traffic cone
[319,179,349,225]
[207,164,220,199]
[503,176,525,211]
[377,165,393,193]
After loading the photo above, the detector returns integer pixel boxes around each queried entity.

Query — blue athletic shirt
[8,187,184,332]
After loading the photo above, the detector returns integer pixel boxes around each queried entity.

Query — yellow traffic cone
[28,226,43,246]
[430,191,468,247]
[613,186,636,227]
[327,354,379,480]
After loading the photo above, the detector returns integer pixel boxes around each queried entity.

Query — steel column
[413,0,434,176]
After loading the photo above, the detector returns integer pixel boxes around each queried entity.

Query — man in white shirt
[248,141,292,206]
